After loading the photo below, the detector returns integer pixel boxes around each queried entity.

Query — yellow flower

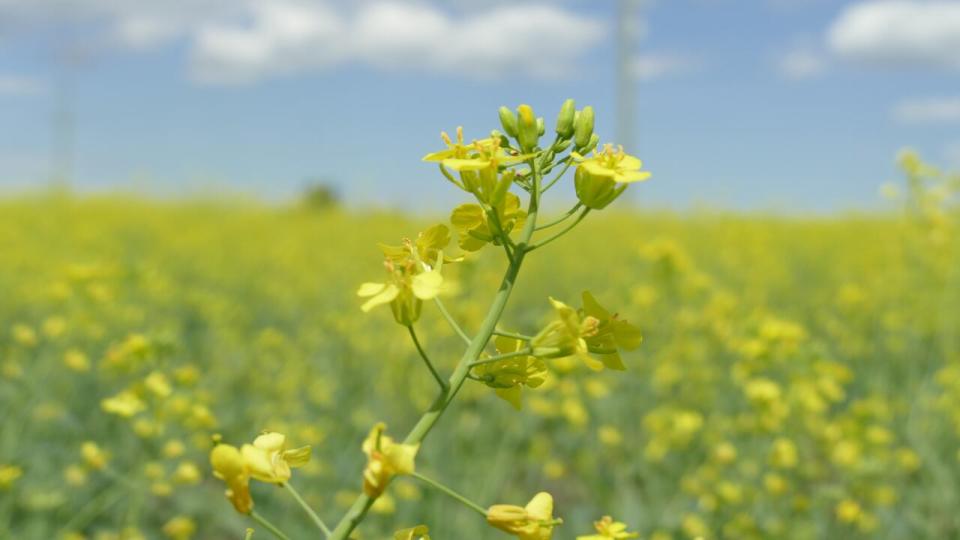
[162,516,196,540]
[450,193,527,252]
[487,492,558,540]
[532,293,639,371]
[241,432,311,484]
[835,499,861,523]
[361,423,419,498]
[101,390,146,418]
[577,516,639,539]
[573,144,650,209]
[0,465,23,489]
[473,336,547,410]
[64,349,91,372]
[394,525,431,540]
[144,371,173,397]
[532,297,601,369]
[579,291,643,371]
[210,443,253,514]
[423,128,527,199]
[81,441,109,470]
[358,226,449,325]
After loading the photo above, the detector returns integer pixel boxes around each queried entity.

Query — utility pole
[51,55,76,189]
[616,0,643,153]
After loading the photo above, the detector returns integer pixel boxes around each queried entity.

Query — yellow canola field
[0,181,958,539]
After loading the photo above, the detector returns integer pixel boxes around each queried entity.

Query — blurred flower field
[1,154,959,539]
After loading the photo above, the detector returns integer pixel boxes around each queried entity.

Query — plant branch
[250,511,291,540]
[433,298,471,345]
[282,481,331,537]
[492,329,534,341]
[411,472,488,517]
[528,208,590,252]
[535,203,582,231]
[327,151,543,540]
[468,348,533,368]
[540,158,573,193]
[407,325,448,391]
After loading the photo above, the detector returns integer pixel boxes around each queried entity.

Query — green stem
[438,164,465,190]
[469,348,533,367]
[540,158,573,193]
[492,329,534,341]
[283,481,331,537]
[411,472,488,517]
[433,297,471,345]
[407,325,448,391]
[245,528,255,540]
[535,203,582,231]
[528,208,590,251]
[250,511,291,540]
[327,155,542,540]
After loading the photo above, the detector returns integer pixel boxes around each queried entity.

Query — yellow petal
[384,443,420,476]
[282,446,311,468]
[357,282,388,297]
[210,444,245,481]
[615,170,651,184]
[495,387,523,410]
[525,492,554,521]
[241,444,277,483]
[412,271,443,300]
[253,432,286,452]
[360,284,400,312]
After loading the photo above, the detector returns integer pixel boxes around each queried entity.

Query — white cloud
[0,75,46,96]
[632,53,696,81]
[893,97,960,124]
[193,1,606,83]
[0,0,606,84]
[778,49,825,79]
[828,1,960,70]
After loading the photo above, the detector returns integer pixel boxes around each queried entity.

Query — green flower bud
[574,106,594,148]
[516,104,539,152]
[554,138,572,152]
[581,133,600,154]
[555,99,576,138]
[574,164,626,210]
[499,106,519,138]
[490,170,515,207]
[536,117,545,137]
[391,294,422,326]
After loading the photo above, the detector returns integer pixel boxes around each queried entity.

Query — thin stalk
[411,472,488,517]
[407,325,448,391]
[250,511,292,540]
[535,203,582,231]
[438,165,465,190]
[433,297,471,345]
[541,158,573,193]
[528,208,590,252]
[469,348,534,367]
[283,481,331,537]
[492,330,534,341]
[327,155,542,540]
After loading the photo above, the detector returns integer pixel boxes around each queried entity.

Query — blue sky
[1,0,958,212]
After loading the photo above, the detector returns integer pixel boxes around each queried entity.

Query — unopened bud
[574,106,594,148]
[581,133,600,154]
[499,106,519,137]
[516,104,539,152]
[555,99,576,138]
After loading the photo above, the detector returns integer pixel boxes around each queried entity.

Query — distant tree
[299,179,340,211]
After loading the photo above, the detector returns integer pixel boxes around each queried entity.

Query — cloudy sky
[1,0,958,211]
